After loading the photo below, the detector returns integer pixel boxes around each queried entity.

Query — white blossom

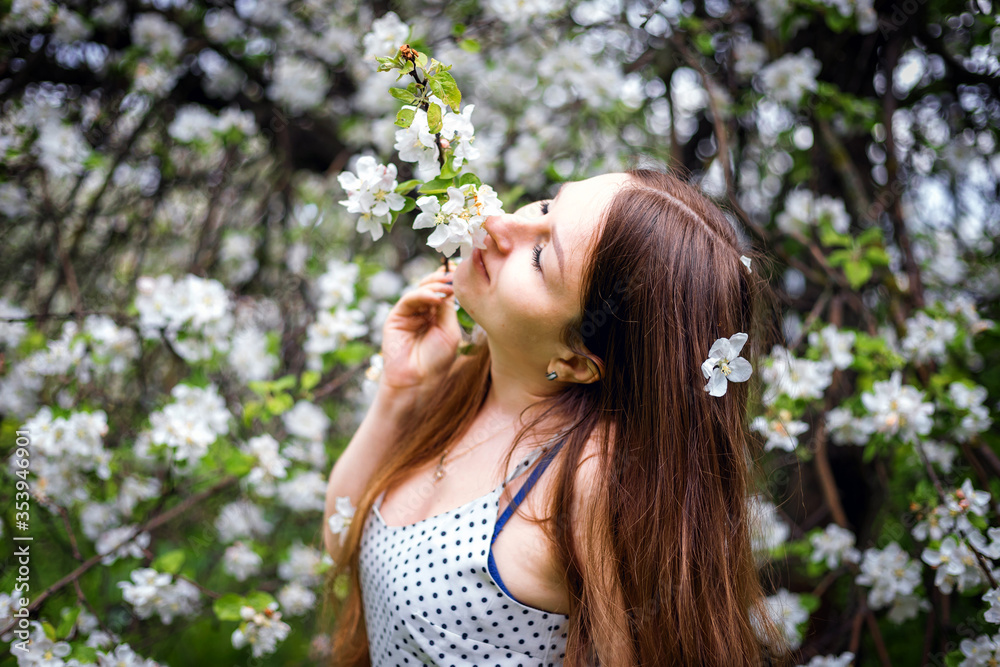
[412,183,503,259]
[808,324,855,370]
[798,652,855,667]
[223,542,264,581]
[327,495,356,547]
[921,535,986,594]
[809,524,861,569]
[826,406,875,446]
[267,54,330,114]
[231,603,291,658]
[748,494,790,559]
[278,542,325,586]
[900,311,958,364]
[860,371,934,443]
[754,588,809,650]
[94,643,163,666]
[316,259,361,310]
[96,526,151,565]
[131,13,185,59]
[947,382,993,442]
[337,156,406,241]
[761,346,835,405]
[281,400,331,442]
[276,470,327,512]
[751,411,809,452]
[702,332,753,397]
[362,12,410,61]
[758,49,821,106]
[278,581,317,616]
[855,542,923,611]
[215,500,274,543]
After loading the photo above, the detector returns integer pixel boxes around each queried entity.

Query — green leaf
[43,621,57,641]
[414,51,428,69]
[419,177,454,195]
[333,341,374,366]
[272,374,296,391]
[843,259,872,289]
[827,249,853,267]
[245,590,277,610]
[152,549,186,575]
[458,38,480,53]
[440,157,460,180]
[694,32,714,56]
[265,393,294,415]
[458,173,482,188]
[428,76,446,101]
[427,103,443,133]
[56,607,81,639]
[395,108,416,128]
[435,71,462,112]
[395,179,421,194]
[300,370,321,392]
[862,441,877,463]
[389,87,416,104]
[222,447,255,476]
[856,226,883,245]
[819,226,851,248]
[214,593,245,621]
[864,247,890,265]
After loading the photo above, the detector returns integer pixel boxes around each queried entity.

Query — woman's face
[454,172,630,367]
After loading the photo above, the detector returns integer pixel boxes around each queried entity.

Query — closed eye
[531,244,543,272]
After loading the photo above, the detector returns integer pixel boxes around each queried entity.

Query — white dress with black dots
[358,437,570,667]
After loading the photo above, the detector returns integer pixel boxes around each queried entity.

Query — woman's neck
[484,344,562,427]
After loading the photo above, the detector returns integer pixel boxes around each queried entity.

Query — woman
[322,169,790,666]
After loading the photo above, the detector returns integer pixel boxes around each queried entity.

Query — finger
[418,267,453,287]
[392,285,454,318]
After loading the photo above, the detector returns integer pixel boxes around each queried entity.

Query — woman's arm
[323,263,461,562]
[322,386,419,562]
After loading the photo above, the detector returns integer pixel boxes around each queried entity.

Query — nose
[483,211,543,255]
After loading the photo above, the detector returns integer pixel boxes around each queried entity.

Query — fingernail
[432,291,447,298]
[445,280,452,285]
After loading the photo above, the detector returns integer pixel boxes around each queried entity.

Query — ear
[548,352,604,384]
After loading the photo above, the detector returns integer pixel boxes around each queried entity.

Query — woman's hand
[378,263,462,397]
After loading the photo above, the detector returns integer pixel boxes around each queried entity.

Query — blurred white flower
[231,602,291,658]
[278,581,317,616]
[751,411,809,452]
[328,495,356,547]
[809,524,861,569]
[223,542,264,581]
[362,12,410,61]
[855,542,923,611]
[758,49,821,106]
[860,371,934,443]
[808,324,855,370]
[900,311,957,364]
[267,54,330,114]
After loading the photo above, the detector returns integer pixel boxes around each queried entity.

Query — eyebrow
[550,184,566,284]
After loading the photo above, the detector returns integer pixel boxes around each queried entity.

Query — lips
[473,246,490,282]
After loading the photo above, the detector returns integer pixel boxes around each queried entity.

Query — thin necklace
[433,421,516,483]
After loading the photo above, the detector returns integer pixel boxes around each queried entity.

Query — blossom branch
[912,441,999,589]
[0,475,240,638]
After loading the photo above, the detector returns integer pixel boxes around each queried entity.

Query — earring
[545,371,558,381]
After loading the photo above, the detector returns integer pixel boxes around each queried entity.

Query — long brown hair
[322,168,794,666]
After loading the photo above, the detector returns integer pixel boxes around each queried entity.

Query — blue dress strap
[488,437,566,600]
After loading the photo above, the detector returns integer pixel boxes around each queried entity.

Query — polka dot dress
[359,439,570,667]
